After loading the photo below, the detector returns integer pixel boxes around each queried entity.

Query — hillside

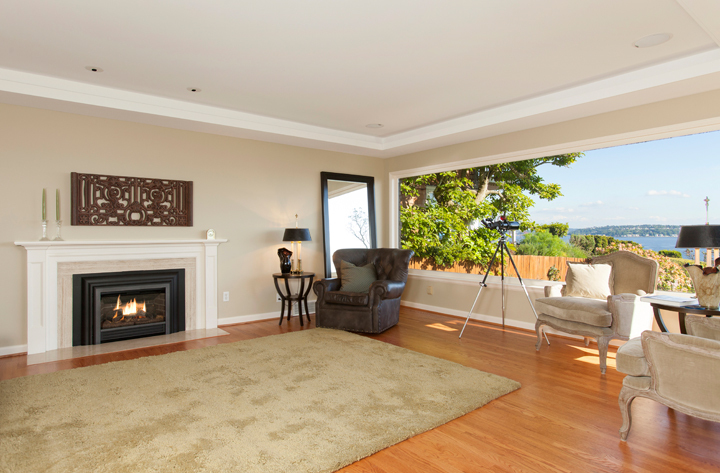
[568,225,680,237]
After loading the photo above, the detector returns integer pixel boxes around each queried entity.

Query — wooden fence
[409,255,585,282]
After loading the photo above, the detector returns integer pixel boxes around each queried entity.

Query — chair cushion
[324,291,370,306]
[339,260,377,292]
[622,375,651,390]
[616,337,651,376]
[565,262,613,299]
[535,296,612,327]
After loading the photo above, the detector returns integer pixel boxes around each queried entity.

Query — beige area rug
[0,328,520,473]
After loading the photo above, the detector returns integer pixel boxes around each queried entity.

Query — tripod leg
[503,242,550,345]
[459,284,485,339]
[459,242,502,339]
[501,247,505,329]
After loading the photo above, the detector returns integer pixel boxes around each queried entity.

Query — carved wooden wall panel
[71,172,193,226]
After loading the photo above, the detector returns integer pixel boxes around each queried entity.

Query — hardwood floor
[2,307,719,472]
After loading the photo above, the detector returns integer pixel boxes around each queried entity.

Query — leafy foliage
[547,265,561,281]
[515,232,588,258]
[569,234,630,255]
[658,250,682,258]
[536,222,569,237]
[400,173,497,266]
[593,241,694,293]
[400,154,582,266]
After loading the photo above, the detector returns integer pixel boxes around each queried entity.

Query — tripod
[459,230,550,344]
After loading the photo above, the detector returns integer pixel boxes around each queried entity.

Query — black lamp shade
[675,225,720,248]
[283,228,312,242]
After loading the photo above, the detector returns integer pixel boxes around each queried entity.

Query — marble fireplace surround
[15,239,226,355]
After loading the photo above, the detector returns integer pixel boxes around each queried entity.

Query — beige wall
[387,89,720,331]
[0,103,385,350]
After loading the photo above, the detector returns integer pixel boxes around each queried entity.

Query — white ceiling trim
[1,48,720,157]
[0,68,383,150]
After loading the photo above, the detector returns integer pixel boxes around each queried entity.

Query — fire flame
[114,295,146,316]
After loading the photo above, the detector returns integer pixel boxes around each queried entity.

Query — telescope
[481,216,520,233]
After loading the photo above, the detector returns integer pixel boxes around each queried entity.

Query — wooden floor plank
[1,307,718,472]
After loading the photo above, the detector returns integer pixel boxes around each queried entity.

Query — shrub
[659,250,682,258]
[569,235,595,254]
[536,222,569,237]
[594,241,693,292]
[516,232,588,258]
[547,265,561,281]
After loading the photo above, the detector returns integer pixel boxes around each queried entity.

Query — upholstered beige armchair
[616,315,720,441]
[535,251,659,374]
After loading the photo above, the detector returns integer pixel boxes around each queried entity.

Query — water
[564,236,692,255]
[517,234,693,255]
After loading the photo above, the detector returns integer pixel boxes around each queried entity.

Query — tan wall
[0,103,385,350]
[388,89,720,330]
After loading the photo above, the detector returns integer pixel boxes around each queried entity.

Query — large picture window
[399,130,720,291]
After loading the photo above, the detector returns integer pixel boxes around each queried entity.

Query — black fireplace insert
[73,269,185,346]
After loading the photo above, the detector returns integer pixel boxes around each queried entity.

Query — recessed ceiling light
[633,33,673,48]
[365,123,384,128]
[85,66,103,73]
[187,87,201,93]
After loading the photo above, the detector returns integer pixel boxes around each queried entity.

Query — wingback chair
[534,251,659,374]
[616,315,720,440]
[313,248,414,333]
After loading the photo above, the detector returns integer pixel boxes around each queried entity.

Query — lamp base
[685,265,720,309]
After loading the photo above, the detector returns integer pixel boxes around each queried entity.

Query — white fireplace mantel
[15,239,227,355]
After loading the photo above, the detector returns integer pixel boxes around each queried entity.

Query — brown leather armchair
[313,248,414,333]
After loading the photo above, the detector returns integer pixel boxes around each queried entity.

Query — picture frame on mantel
[70,172,193,226]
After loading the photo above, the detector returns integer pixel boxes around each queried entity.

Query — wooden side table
[273,272,315,326]
[650,302,720,334]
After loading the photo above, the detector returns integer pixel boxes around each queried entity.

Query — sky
[530,130,720,229]
[328,187,369,273]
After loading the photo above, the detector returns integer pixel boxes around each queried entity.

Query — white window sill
[408,268,695,297]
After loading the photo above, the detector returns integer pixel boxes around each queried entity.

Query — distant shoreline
[567,224,681,238]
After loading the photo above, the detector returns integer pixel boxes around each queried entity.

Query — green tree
[658,250,682,258]
[569,235,596,254]
[537,222,569,237]
[400,153,582,266]
[515,232,588,258]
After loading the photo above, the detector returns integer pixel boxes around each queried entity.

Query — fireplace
[73,269,185,346]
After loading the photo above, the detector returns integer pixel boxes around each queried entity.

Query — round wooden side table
[273,272,315,326]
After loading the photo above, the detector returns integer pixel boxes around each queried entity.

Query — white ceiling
[1,0,719,157]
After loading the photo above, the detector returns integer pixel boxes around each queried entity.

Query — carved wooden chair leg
[535,320,546,350]
[597,336,611,374]
[618,385,637,441]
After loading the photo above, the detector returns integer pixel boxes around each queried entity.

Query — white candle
[42,189,46,221]
[56,189,60,220]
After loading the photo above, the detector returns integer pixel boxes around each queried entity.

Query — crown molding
[1,48,719,158]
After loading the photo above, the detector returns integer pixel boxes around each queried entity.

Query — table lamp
[676,225,720,308]
[283,214,311,274]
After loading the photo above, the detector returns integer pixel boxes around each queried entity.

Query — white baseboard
[0,344,28,357]
[400,300,623,347]
[218,312,279,325]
